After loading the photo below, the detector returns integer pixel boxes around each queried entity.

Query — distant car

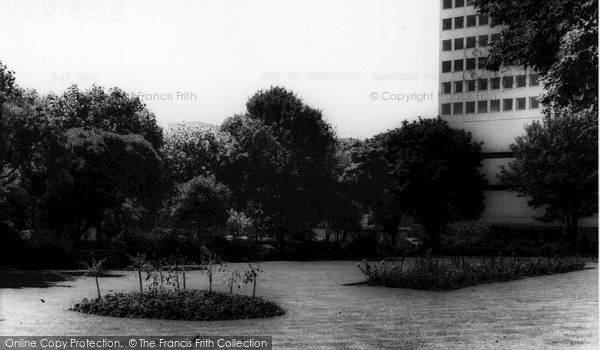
[404,237,423,247]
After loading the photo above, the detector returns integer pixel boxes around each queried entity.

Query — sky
[1,0,440,139]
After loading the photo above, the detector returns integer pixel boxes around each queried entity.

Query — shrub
[357,255,586,291]
[70,290,285,321]
[226,209,254,237]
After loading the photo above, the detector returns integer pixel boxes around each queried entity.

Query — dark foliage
[347,233,379,258]
[220,87,339,252]
[473,0,597,110]
[359,118,486,244]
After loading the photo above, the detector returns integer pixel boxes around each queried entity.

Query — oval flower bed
[71,290,285,321]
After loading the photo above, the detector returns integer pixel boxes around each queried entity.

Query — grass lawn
[0,260,597,349]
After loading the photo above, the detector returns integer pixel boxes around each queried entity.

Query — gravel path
[0,261,597,349]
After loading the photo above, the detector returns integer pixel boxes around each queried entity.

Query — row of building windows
[441,74,540,93]
[442,14,491,30]
[441,97,540,115]
[442,57,486,72]
[442,33,501,51]
[442,0,476,9]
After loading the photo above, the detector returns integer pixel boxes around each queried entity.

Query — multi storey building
[438,0,597,236]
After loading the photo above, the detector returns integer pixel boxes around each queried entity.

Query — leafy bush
[70,290,285,321]
[226,209,254,237]
[358,255,586,291]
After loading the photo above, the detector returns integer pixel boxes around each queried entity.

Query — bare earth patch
[0,261,597,349]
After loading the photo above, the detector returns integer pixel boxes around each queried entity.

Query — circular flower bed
[70,290,285,321]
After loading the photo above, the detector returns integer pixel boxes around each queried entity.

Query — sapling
[164,257,182,291]
[164,263,180,291]
[144,267,160,292]
[84,258,106,300]
[242,264,263,298]
[220,264,242,294]
[127,253,150,295]
[174,259,180,291]
[200,246,221,295]
[180,257,192,291]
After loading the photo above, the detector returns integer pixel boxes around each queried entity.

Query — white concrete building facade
[438,0,598,234]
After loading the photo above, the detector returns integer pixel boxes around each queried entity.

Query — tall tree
[474,0,598,110]
[499,107,598,247]
[221,87,339,252]
[363,118,486,245]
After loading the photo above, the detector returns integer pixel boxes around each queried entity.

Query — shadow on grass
[0,270,123,289]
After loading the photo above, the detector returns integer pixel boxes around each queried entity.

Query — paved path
[0,261,597,349]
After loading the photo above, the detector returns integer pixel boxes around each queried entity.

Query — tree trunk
[95,276,101,299]
[138,271,143,294]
